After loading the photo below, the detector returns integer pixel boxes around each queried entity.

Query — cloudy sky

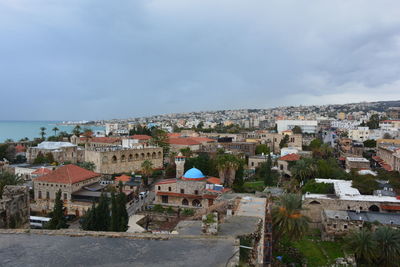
[1,0,400,120]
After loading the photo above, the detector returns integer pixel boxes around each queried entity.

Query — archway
[369,205,380,212]
[192,199,201,207]
[309,200,321,205]
[182,199,189,206]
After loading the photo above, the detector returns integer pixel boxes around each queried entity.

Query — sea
[0,121,105,143]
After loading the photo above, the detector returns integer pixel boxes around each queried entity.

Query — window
[194,190,199,195]
[46,192,50,199]
[63,193,67,201]
[168,187,172,192]
[121,155,126,162]
[280,165,284,170]
[158,186,161,190]
[180,189,184,194]
[161,195,168,203]
[112,155,117,163]
[38,191,42,199]
[333,224,337,229]
[344,225,348,229]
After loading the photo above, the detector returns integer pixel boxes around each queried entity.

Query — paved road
[0,234,236,267]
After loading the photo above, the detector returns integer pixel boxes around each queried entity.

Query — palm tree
[39,127,46,140]
[374,227,400,266]
[272,194,310,242]
[0,172,24,197]
[141,160,154,186]
[72,125,82,137]
[290,158,316,184]
[216,154,241,187]
[345,229,376,266]
[52,127,59,136]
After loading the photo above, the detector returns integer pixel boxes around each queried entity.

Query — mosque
[154,155,230,208]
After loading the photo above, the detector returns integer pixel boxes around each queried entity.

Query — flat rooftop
[0,233,236,267]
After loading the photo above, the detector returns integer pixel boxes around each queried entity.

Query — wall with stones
[0,186,30,229]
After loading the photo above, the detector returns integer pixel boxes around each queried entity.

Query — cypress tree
[110,192,118,231]
[117,192,128,232]
[47,189,68,229]
[96,193,110,231]
[264,154,273,186]
[81,202,96,231]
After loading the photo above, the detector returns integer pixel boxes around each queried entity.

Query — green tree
[272,194,310,242]
[77,161,96,171]
[95,193,110,231]
[110,192,118,231]
[116,191,129,231]
[232,164,244,192]
[150,128,170,155]
[264,154,273,186]
[179,147,192,157]
[374,227,400,266]
[291,158,317,183]
[0,172,24,197]
[72,125,82,137]
[216,154,241,187]
[46,190,68,229]
[279,134,290,149]
[39,127,47,140]
[345,229,376,266]
[255,144,270,155]
[309,138,322,150]
[292,126,302,134]
[52,127,59,136]
[363,139,377,148]
[81,202,97,230]
[141,160,154,186]
[367,114,380,129]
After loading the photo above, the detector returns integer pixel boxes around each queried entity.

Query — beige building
[26,142,84,164]
[345,157,370,170]
[258,132,302,154]
[348,127,370,142]
[155,167,229,209]
[277,153,300,177]
[32,164,102,216]
[375,142,400,172]
[84,146,163,175]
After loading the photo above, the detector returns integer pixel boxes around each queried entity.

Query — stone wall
[0,186,30,229]
[85,147,163,174]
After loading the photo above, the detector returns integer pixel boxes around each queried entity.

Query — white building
[348,127,369,142]
[276,120,318,134]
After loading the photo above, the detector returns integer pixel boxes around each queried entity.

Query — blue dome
[182,168,205,179]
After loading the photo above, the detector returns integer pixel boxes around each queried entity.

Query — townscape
[1,101,400,266]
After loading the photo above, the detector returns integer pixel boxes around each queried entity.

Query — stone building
[0,185,30,228]
[321,209,400,240]
[26,142,84,164]
[32,164,102,216]
[218,142,257,156]
[259,132,302,154]
[345,157,370,170]
[84,146,163,175]
[374,142,400,172]
[248,154,269,169]
[277,153,300,177]
[303,179,400,227]
[71,136,122,148]
[154,167,230,209]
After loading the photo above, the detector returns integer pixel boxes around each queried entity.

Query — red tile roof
[129,135,151,140]
[32,167,52,176]
[167,133,182,138]
[115,174,131,183]
[81,137,121,143]
[372,156,393,171]
[381,205,400,211]
[207,177,221,185]
[190,137,216,143]
[278,153,301,161]
[155,179,177,185]
[35,164,101,184]
[167,138,201,146]
[15,145,26,153]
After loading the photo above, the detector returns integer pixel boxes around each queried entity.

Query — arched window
[152,152,156,159]
[135,153,139,160]
[121,155,126,162]
[309,200,321,205]
[369,205,380,212]
[192,199,201,207]
[112,155,117,163]
[182,199,189,206]
[128,154,133,162]
[141,153,145,159]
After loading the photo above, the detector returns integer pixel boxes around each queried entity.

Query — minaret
[175,152,186,178]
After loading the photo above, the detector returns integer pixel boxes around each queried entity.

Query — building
[257,132,302,154]
[374,142,400,172]
[276,120,318,134]
[84,146,163,175]
[248,154,269,169]
[26,142,84,164]
[71,136,122,148]
[0,185,30,228]
[387,107,400,120]
[322,210,400,240]
[345,157,370,170]
[167,137,216,153]
[154,167,229,209]
[218,141,257,156]
[277,153,300,177]
[303,179,400,227]
[348,127,369,142]
[32,164,103,215]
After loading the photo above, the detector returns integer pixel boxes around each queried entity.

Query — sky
[1,0,400,121]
